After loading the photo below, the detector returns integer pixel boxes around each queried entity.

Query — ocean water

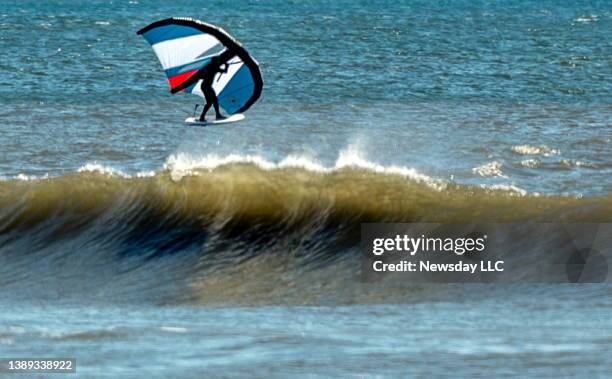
[1,0,611,377]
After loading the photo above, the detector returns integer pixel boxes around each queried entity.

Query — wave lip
[78,162,131,177]
[77,162,156,178]
[163,146,444,189]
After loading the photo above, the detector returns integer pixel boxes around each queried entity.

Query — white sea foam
[0,173,46,181]
[574,15,598,23]
[1,150,537,197]
[12,173,50,181]
[574,160,597,168]
[481,184,531,197]
[560,159,598,169]
[78,163,130,177]
[0,164,152,181]
[76,163,156,178]
[15,173,39,181]
[136,170,156,178]
[520,159,541,168]
[164,145,444,189]
[472,161,505,177]
[511,145,559,156]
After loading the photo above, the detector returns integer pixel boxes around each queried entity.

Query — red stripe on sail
[167,70,198,90]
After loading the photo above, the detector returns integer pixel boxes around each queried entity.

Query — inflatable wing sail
[137,18,263,114]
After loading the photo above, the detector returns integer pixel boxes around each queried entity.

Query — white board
[185,113,245,126]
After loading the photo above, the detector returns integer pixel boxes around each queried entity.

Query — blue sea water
[0,0,610,193]
[0,0,611,377]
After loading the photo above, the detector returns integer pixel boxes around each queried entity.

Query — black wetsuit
[198,61,228,121]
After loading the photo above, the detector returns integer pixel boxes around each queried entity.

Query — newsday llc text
[361,223,611,283]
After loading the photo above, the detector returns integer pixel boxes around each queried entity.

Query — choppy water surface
[0,0,611,377]
[4,293,612,378]
[1,0,610,193]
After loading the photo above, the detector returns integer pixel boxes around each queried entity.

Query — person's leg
[199,102,211,121]
[212,97,225,120]
[200,85,214,121]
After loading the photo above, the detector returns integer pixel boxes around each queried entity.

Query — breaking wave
[0,153,610,306]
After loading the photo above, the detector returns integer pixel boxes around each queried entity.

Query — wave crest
[0,163,609,305]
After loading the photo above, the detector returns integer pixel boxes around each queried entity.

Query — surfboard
[185,113,245,126]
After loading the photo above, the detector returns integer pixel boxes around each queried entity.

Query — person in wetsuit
[196,55,228,121]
